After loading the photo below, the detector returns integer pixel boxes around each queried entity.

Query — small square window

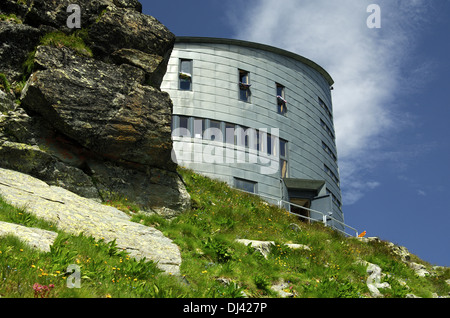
[239,69,251,102]
[179,59,192,91]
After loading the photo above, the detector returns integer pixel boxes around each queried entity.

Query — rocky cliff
[0,0,190,217]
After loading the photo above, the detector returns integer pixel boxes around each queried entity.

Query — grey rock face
[22,45,174,170]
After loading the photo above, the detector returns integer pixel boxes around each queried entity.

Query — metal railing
[236,189,359,237]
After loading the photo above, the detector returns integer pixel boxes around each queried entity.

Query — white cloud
[227,0,431,205]
[417,190,427,197]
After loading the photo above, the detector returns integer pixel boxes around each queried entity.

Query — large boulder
[0,0,190,217]
[88,5,174,87]
[22,45,174,170]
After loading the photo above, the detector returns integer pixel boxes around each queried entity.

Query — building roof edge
[175,36,334,86]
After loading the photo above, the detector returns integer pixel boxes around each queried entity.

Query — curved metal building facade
[161,37,343,228]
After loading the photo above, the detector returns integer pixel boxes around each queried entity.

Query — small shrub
[253,275,271,292]
[203,237,234,263]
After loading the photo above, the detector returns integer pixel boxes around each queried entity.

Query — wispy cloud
[227,0,433,205]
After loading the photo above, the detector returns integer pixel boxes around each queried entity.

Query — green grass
[0,73,11,93]
[0,13,22,24]
[0,196,186,298]
[39,30,92,57]
[21,30,93,81]
[0,168,449,298]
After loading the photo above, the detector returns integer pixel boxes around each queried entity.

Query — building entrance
[290,198,311,223]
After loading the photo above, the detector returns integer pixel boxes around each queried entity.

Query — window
[225,123,236,145]
[234,178,257,194]
[235,125,248,148]
[172,115,190,137]
[276,83,287,115]
[327,189,342,210]
[324,164,340,186]
[280,139,288,178]
[267,134,273,155]
[280,139,287,158]
[239,69,251,102]
[320,119,335,141]
[193,118,205,139]
[319,97,332,119]
[208,120,222,141]
[322,141,337,162]
[179,59,192,90]
[179,116,189,131]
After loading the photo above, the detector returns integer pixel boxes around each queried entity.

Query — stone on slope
[0,167,182,274]
[235,239,310,259]
[0,221,58,253]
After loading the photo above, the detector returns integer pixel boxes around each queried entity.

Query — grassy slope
[0,168,448,298]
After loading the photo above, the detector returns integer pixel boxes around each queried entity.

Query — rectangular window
[276,83,287,115]
[193,118,205,139]
[258,130,268,153]
[280,159,288,179]
[327,189,342,210]
[179,116,189,131]
[239,69,251,102]
[234,178,257,194]
[179,59,193,91]
[320,119,335,141]
[324,164,340,186]
[280,139,287,158]
[280,139,288,178]
[322,141,337,162]
[267,134,273,155]
[208,120,222,141]
[319,97,332,119]
[173,115,190,137]
[225,123,236,145]
[235,125,250,148]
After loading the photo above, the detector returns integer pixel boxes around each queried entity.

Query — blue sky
[141,0,450,266]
